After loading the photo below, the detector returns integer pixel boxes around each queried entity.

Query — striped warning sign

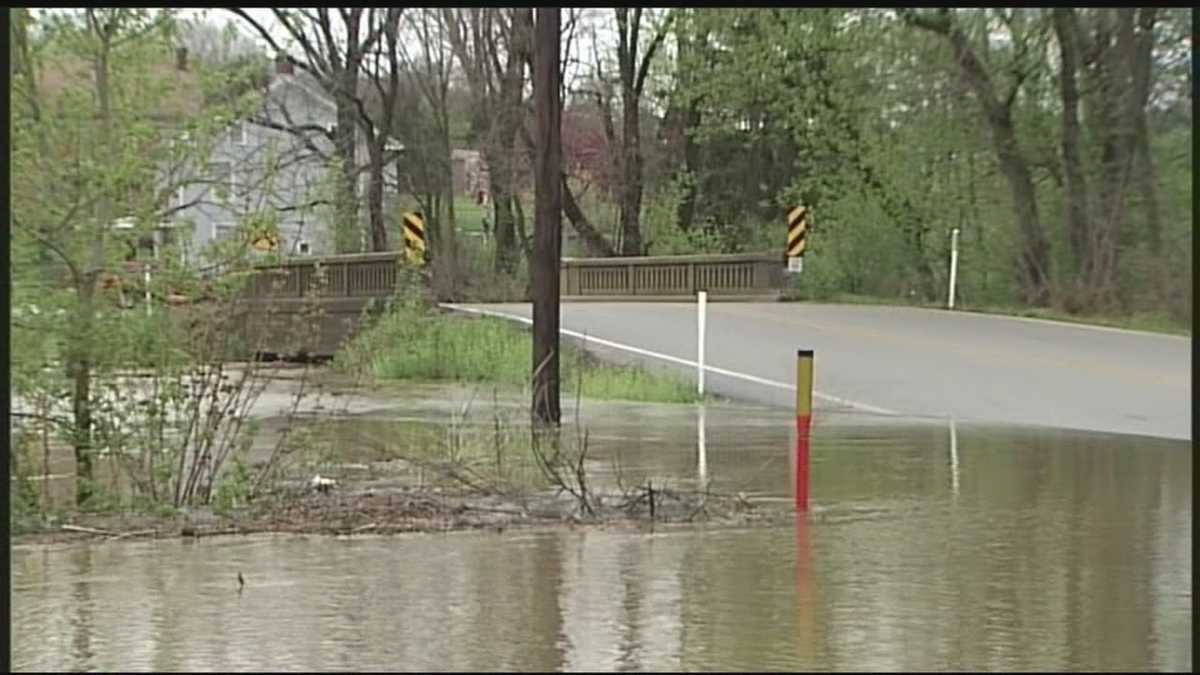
[787,206,808,257]
[251,233,279,252]
[403,211,426,266]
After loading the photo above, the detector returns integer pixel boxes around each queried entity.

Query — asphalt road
[453,302,1191,441]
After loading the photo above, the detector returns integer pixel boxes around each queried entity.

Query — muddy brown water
[11,391,1193,671]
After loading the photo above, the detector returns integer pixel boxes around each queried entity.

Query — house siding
[172,70,396,264]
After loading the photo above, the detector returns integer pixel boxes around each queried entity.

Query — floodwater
[11,394,1193,672]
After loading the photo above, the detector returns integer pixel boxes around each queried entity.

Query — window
[213,223,238,242]
[298,240,311,255]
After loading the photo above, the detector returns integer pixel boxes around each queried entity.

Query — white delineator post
[947,227,960,310]
[144,265,153,317]
[697,290,707,396]
[949,415,959,499]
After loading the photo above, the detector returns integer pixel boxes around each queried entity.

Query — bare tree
[357,9,405,252]
[1052,7,1161,311]
[229,9,389,252]
[398,8,459,300]
[612,9,673,255]
[443,8,534,274]
[177,15,262,67]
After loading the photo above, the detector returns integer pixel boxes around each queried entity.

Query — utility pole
[531,7,562,425]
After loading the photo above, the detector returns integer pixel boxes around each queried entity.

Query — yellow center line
[719,304,1186,388]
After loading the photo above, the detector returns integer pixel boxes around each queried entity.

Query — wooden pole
[532,7,562,425]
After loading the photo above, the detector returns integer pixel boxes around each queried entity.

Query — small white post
[697,290,707,396]
[947,228,960,310]
[949,415,959,499]
[144,265,152,317]
[697,404,708,486]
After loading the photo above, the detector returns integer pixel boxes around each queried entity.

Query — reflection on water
[12,406,1192,672]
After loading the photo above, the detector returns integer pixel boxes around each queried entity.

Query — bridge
[229,251,1188,440]
[235,251,785,358]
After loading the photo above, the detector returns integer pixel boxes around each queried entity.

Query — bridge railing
[240,250,784,301]
[561,252,783,298]
[242,252,403,299]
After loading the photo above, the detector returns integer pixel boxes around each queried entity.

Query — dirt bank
[13,482,789,547]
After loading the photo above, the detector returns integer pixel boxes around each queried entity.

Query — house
[34,45,397,269]
[170,52,398,264]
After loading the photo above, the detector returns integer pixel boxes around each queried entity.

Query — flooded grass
[337,303,700,404]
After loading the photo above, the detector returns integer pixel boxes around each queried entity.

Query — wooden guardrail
[560,252,784,300]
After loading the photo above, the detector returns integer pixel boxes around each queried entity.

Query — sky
[180,7,629,94]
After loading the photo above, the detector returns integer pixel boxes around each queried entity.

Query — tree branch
[635,11,674,96]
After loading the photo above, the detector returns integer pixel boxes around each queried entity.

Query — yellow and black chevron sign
[402,211,426,266]
[787,206,809,257]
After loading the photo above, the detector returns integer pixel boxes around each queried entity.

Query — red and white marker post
[795,349,814,512]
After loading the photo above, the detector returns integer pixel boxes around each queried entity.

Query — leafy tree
[10,8,275,505]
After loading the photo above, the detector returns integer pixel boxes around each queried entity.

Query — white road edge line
[440,303,900,416]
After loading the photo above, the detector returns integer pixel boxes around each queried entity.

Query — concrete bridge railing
[242,252,403,299]
[233,250,784,356]
[241,250,785,301]
[561,252,784,300]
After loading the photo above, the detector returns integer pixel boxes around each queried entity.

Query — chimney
[175,46,188,72]
[275,54,294,76]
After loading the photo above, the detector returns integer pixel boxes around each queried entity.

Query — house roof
[266,66,338,116]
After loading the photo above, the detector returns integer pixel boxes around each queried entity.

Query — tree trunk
[74,17,115,505]
[531,7,562,425]
[561,174,616,256]
[1130,8,1161,257]
[1053,8,1092,307]
[676,123,700,232]
[618,83,644,255]
[1082,9,1137,312]
[68,312,94,506]
[489,150,519,275]
[334,79,360,252]
[513,191,531,263]
[434,130,458,300]
[492,9,532,275]
[366,141,388,251]
[671,19,703,232]
[991,109,1053,306]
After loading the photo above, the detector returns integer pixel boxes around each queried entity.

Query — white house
[169,52,397,264]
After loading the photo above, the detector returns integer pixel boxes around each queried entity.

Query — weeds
[337,302,700,404]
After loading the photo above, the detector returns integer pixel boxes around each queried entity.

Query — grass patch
[337,302,701,404]
[453,197,488,233]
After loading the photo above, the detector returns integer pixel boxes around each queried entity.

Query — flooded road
[12,398,1192,671]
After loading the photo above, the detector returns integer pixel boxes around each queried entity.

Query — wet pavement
[11,386,1192,672]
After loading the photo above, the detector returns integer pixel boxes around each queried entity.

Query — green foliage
[643,173,727,254]
[647,8,1190,326]
[9,8,317,515]
[338,302,700,404]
